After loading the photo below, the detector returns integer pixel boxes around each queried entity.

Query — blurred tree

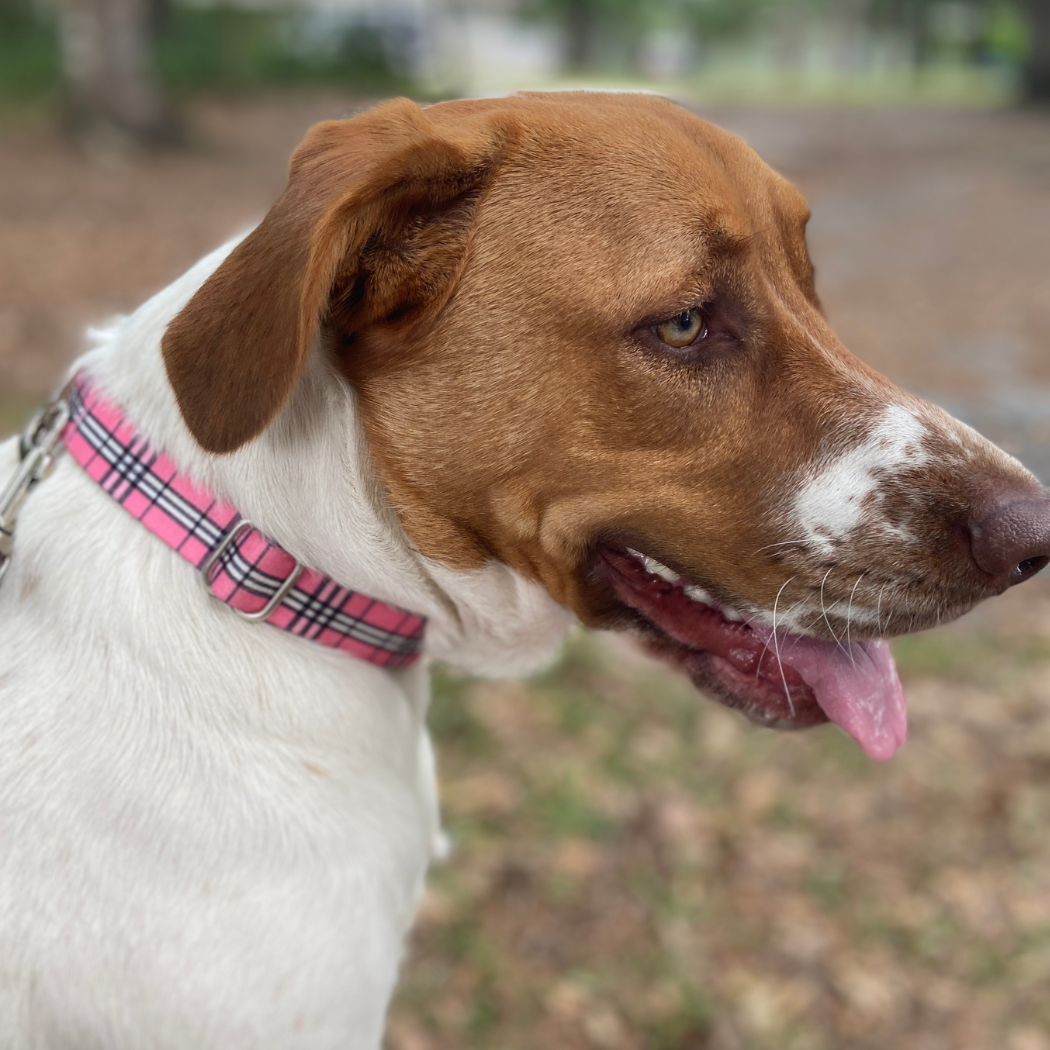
[54,0,176,147]
[866,0,938,64]
[680,0,772,43]
[1021,0,1050,97]
[868,0,1049,99]
[522,0,648,69]
[0,0,60,103]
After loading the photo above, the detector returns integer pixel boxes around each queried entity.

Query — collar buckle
[199,517,304,623]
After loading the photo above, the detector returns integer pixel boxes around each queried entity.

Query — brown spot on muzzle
[771,389,1050,639]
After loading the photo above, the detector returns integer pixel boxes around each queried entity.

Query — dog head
[162,93,1050,759]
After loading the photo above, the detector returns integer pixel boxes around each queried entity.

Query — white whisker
[752,596,807,679]
[751,539,810,558]
[819,566,847,655]
[772,576,796,719]
[876,583,887,636]
[846,572,865,669]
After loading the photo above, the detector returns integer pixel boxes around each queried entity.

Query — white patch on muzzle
[793,403,929,556]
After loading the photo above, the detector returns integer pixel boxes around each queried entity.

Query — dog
[1,92,1048,1048]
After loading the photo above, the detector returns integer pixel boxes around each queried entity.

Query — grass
[893,625,1050,687]
[389,623,1050,1049]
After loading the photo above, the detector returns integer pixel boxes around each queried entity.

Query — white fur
[793,402,930,556]
[0,238,574,1049]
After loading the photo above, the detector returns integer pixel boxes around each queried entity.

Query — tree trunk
[1023,0,1050,102]
[564,0,597,71]
[55,0,175,149]
[909,2,933,68]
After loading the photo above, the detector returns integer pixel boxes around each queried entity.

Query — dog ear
[162,97,515,453]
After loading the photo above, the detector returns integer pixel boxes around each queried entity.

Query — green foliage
[0,0,1037,108]
[523,0,775,38]
[524,0,644,22]
[0,0,59,103]
[520,0,651,67]
[678,0,775,41]
[867,0,1032,64]
[0,1,412,107]
[522,0,1035,78]
[155,6,278,92]
[986,0,1031,60]
[155,6,412,94]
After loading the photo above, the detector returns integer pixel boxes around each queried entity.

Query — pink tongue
[751,625,907,761]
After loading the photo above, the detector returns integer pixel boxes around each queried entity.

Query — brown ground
[3,95,1050,1050]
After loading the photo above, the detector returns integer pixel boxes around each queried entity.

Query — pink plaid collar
[62,373,426,668]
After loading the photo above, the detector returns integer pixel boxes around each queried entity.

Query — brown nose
[968,493,1050,587]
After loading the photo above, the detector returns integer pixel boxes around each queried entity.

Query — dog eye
[654,307,707,348]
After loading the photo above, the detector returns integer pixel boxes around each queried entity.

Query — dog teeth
[628,548,747,623]
[646,559,679,583]
[628,549,681,584]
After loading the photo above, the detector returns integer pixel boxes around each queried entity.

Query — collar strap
[62,374,426,669]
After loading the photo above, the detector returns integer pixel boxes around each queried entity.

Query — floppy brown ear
[161,97,516,453]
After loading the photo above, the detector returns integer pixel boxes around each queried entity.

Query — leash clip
[0,395,71,588]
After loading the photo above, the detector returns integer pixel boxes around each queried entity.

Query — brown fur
[162,93,1039,638]
[162,97,521,453]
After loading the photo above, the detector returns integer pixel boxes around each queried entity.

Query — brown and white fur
[0,93,1047,1048]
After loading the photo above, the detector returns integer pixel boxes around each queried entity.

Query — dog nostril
[1016,555,1049,582]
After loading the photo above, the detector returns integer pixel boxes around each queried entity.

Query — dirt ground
[3,95,1050,1049]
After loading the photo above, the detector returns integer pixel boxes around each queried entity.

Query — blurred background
[3,1,1050,1047]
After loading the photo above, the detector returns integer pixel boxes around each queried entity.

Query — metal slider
[199,518,303,623]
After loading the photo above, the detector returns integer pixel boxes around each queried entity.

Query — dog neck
[75,237,574,677]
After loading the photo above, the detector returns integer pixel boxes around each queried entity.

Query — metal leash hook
[0,395,71,588]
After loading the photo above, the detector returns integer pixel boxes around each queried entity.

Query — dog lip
[642,630,828,730]
[594,540,825,729]
[594,540,908,760]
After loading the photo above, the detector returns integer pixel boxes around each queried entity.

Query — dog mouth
[597,543,907,761]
